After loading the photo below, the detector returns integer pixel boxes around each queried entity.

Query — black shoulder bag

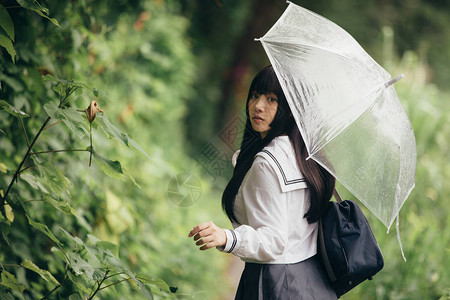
[318,189,384,297]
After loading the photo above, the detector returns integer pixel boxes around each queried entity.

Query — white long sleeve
[234,160,289,261]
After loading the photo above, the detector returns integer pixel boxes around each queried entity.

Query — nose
[254,94,268,111]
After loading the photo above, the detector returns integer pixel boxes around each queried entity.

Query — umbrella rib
[260,39,368,64]
[310,73,403,156]
[308,85,384,157]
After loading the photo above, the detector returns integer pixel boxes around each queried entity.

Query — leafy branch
[30,149,91,156]
[0,259,61,296]
[0,76,152,298]
[88,270,110,299]
[18,115,30,147]
[86,271,149,299]
[0,0,59,63]
[1,114,51,209]
[43,119,63,131]
[1,82,79,209]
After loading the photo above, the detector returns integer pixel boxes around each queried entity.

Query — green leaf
[136,274,172,293]
[66,252,95,280]
[0,192,10,226]
[43,75,80,87]
[92,151,124,180]
[82,247,103,274]
[0,292,14,300]
[27,215,62,247]
[74,87,83,96]
[0,5,14,41]
[33,9,60,27]
[0,270,25,293]
[104,252,124,271]
[42,195,77,216]
[96,114,150,160]
[123,166,141,188]
[66,271,90,294]
[125,272,153,300]
[96,240,119,257]
[15,0,40,10]
[43,101,88,138]
[51,247,67,263]
[128,138,151,161]
[0,162,7,173]
[20,173,49,194]
[91,151,139,186]
[95,113,129,146]
[0,74,23,91]
[42,74,58,83]
[4,201,13,222]
[91,88,109,99]
[0,100,30,118]
[16,0,60,27]
[21,259,60,285]
[60,237,120,286]
[0,32,15,63]
[68,294,83,300]
[86,234,100,244]
[30,160,70,197]
[59,228,84,246]
[0,128,5,135]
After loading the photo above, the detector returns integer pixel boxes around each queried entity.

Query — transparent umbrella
[256,1,416,231]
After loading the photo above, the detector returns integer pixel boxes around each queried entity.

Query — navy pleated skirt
[235,255,337,300]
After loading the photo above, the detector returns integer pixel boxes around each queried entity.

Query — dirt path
[220,255,245,300]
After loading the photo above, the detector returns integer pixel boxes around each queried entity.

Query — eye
[268,96,278,102]
[251,92,259,99]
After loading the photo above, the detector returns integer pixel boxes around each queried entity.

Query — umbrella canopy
[257,1,416,230]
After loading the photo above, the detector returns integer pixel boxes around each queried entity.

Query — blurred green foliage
[0,0,449,299]
[0,0,230,299]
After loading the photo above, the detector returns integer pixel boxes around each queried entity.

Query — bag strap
[318,218,338,282]
[318,187,343,282]
[333,188,343,203]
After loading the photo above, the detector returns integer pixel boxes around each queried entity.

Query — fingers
[192,229,210,241]
[197,236,222,251]
[188,221,212,238]
[195,235,213,246]
[193,233,216,250]
[199,243,215,251]
[188,221,223,251]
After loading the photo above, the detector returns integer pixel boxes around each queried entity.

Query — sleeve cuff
[217,229,239,253]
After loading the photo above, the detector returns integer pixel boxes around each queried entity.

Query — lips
[252,115,264,123]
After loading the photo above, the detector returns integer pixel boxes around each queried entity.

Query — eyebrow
[253,90,278,96]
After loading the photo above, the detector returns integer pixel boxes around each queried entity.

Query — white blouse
[217,136,318,264]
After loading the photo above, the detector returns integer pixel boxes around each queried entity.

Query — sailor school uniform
[217,135,318,264]
[218,135,337,299]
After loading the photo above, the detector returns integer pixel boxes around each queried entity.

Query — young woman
[188,66,337,299]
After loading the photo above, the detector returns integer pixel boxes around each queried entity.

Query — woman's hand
[188,221,227,251]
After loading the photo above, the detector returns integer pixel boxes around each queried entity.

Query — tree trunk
[215,0,285,132]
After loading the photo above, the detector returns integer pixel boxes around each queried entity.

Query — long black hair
[222,65,335,224]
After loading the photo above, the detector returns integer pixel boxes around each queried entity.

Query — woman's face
[248,91,279,139]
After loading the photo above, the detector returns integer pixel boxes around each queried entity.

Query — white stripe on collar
[256,136,307,192]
